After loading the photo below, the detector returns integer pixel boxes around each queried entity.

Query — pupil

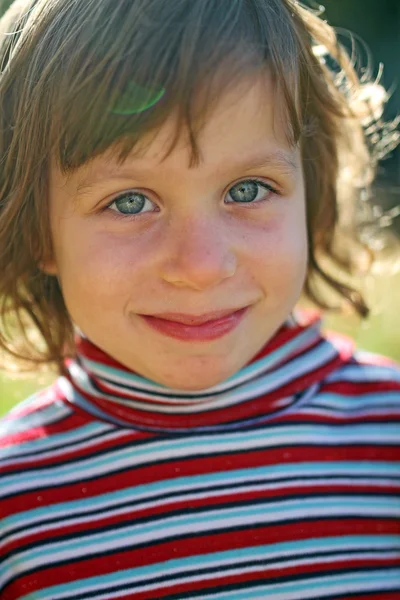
[115,193,145,214]
[230,181,258,203]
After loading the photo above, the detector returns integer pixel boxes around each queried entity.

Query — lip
[144,308,248,325]
[138,307,249,341]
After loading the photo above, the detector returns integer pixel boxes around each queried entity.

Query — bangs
[8,0,305,171]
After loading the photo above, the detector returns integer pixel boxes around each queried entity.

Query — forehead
[69,73,299,188]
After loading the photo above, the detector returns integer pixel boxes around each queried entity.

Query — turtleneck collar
[59,312,353,433]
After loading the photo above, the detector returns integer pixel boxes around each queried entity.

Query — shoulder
[1,382,70,435]
[0,381,96,468]
[315,341,400,420]
[327,347,400,387]
[0,382,111,524]
[321,326,400,386]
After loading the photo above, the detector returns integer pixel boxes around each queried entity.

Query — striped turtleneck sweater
[1,314,400,599]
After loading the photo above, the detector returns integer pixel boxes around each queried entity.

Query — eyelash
[103,178,280,221]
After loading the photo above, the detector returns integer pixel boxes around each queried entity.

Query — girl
[0,0,399,598]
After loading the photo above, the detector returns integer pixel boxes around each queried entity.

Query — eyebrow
[226,149,299,176]
[76,148,299,195]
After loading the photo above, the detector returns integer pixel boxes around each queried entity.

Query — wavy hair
[0,0,397,372]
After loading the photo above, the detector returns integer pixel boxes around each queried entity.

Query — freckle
[36,495,42,502]
[81,487,87,494]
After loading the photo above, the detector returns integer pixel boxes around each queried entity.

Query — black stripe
[306,401,400,413]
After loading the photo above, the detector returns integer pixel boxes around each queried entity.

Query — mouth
[138,307,249,341]
[142,308,248,325]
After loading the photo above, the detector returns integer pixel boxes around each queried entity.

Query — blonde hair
[0,0,397,372]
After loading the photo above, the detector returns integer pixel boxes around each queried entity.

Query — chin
[161,376,223,391]
[157,366,235,391]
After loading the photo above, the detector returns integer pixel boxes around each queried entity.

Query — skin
[46,75,308,390]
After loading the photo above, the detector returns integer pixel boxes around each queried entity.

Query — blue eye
[106,179,277,219]
[227,180,275,204]
[109,192,153,215]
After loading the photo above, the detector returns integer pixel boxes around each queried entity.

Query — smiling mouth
[141,307,248,326]
[138,307,249,341]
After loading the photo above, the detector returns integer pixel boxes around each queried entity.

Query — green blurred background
[0,0,399,416]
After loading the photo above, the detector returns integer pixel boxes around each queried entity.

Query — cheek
[248,208,308,284]
[53,223,150,310]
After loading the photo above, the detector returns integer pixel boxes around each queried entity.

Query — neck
[60,312,352,432]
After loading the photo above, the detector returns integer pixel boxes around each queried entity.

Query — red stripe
[346,595,400,600]
[323,380,400,395]
[2,443,399,516]
[276,410,400,424]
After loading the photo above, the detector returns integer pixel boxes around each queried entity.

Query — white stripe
[300,406,400,418]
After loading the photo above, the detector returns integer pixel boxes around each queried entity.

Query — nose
[160,214,237,290]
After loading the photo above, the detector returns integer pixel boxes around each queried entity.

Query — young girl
[0,0,399,598]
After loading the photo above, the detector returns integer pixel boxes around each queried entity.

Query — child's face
[47,74,307,390]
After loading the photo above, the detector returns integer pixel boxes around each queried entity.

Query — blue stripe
[329,364,400,383]
[82,357,171,390]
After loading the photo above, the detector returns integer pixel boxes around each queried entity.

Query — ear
[38,256,58,276]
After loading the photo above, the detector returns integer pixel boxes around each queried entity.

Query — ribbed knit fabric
[1,314,400,599]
